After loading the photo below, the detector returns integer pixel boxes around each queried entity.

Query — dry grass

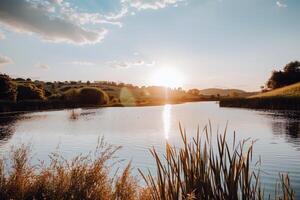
[0,126,296,200]
[250,82,300,98]
[0,138,148,200]
[139,124,295,200]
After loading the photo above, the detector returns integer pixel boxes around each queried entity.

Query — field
[249,82,300,98]
[219,82,300,110]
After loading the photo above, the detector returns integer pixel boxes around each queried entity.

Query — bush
[0,74,17,101]
[0,139,146,200]
[17,84,45,101]
[62,87,109,106]
[267,61,300,89]
[78,87,109,105]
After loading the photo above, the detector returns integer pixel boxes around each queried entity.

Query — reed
[139,124,295,200]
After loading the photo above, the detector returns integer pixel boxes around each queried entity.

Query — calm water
[0,102,299,196]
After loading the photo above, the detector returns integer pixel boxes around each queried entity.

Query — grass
[250,82,300,98]
[0,139,149,200]
[219,82,300,110]
[139,124,295,200]
[0,126,296,200]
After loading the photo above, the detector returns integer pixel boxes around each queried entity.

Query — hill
[199,88,254,97]
[250,82,300,98]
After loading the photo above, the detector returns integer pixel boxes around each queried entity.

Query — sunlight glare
[151,67,184,88]
[163,104,172,140]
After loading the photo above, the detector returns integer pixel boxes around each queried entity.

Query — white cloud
[0,32,5,40]
[276,1,287,8]
[122,0,185,10]
[105,6,128,20]
[0,0,108,45]
[67,61,95,66]
[107,59,155,68]
[50,0,63,5]
[37,63,49,70]
[0,55,12,66]
[0,0,185,44]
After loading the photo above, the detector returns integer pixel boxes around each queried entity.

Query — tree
[17,84,45,101]
[78,87,109,105]
[0,74,17,101]
[284,61,300,73]
[266,61,300,89]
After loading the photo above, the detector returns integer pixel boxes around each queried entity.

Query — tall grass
[0,138,149,200]
[139,124,295,200]
[0,126,295,200]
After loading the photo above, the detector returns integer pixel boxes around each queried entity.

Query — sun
[150,67,184,88]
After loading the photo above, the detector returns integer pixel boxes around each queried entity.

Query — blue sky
[0,0,299,91]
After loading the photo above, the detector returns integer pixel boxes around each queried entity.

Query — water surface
[0,102,299,196]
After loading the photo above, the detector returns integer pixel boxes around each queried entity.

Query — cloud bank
[0,0,186,44]
[0,0,108,44]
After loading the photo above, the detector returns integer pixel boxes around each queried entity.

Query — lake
[0,102,299,196]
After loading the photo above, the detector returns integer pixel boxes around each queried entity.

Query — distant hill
[250,82,300,98]
[199,88,254,97]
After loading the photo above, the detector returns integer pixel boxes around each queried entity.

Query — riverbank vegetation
[0,74,250,113]
[220,61,300,110]
[0,126,295,200]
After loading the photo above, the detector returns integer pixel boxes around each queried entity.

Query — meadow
[219,82,300,110]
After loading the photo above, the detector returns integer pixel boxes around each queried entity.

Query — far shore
[0,99,219,115]
[219,97,300,111]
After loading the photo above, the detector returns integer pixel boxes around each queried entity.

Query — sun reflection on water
[163,104,172,140]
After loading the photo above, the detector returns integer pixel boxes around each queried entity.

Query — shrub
[78,87,109,105]
[0,74,17,101]
[0,139,142,200]
[17,84,45,101]
[62,88,79,102]
[267,61,300,89]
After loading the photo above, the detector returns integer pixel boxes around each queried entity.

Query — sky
[0,0,299,91]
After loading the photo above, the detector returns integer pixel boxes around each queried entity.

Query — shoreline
[219,97,300,111]
[0,99,218,115]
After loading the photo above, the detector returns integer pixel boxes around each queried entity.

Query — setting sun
[150,67,184,88]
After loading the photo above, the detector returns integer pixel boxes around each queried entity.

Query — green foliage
[0,74,17,102]
[78,87,109,105]
[17,84,45,101]
[63,87,109,106]
[267,61,300,89]
[62,88,79,102]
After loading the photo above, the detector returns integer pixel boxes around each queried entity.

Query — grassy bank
[0,126,295,200]
[219,82,300,110]
[0,97,218,114]
[219,97,300,110]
